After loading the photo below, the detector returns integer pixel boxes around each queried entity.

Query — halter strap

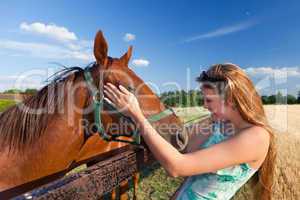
[84,70,107,139]
[84,69,175,145]
[147,109,175,123]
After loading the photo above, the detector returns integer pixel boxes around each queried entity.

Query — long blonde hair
[197,63,276,200]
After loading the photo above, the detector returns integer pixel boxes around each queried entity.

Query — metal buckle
[93,91,102,102]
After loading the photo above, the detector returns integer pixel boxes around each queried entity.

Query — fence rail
[1,145,155,200]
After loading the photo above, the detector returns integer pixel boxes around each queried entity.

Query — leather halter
[83,68,176,145]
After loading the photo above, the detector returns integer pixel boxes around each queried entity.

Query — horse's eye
[127,86,135,92]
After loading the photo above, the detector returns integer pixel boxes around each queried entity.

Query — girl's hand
[104,83,144,121]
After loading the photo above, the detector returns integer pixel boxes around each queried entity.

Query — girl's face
[201,87,231,121]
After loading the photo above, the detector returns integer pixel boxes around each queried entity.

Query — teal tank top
[176,122,258,200]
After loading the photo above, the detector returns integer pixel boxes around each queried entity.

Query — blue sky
[0,0,299,95]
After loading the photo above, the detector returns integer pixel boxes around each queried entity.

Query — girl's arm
[133,112,269,177]
[104,83,269,177]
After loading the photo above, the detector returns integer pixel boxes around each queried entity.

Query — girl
[104,63,276,200]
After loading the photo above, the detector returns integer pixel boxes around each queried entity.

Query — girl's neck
[229,110,253,133]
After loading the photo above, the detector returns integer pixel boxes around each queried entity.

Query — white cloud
[132,59,149,67]
[245,67,300,79]
[244,67,300,96]
[0,68,65,92]
[0,22,95,92]
[14,22,93,61]
[0,75,45,92]
[0,39,93,61]
[123,33,136,42]
[184,20,258,43]
[20,22,77,42]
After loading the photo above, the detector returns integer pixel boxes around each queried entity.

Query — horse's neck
[61,76,90,129]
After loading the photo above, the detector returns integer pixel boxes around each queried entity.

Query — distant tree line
[2,88,300,106]
[261,91,300,105]
[160,90,300,107]
[2,88,38,95]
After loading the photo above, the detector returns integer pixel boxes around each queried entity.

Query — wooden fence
[0,145,156,200]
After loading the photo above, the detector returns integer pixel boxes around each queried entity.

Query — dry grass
[264,105,300,136]
[233,105,300,200]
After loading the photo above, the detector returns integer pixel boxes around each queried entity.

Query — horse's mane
[0,65,88,153]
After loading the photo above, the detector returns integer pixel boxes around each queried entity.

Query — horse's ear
[94,30,108,66]
[120,46,133,66]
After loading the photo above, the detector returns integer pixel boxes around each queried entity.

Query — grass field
[0,99,16,112]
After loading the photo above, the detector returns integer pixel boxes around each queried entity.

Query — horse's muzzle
[158,127,189,153]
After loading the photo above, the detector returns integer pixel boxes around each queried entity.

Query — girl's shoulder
[238,126,270,169]
[239,125,270,141]
[234,125,270,158]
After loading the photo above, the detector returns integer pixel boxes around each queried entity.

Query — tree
[287,95,297,104]
[261,96,269,104]
[276,92,285,104]
[160,91,176,107]
[3,89,23,94]
[297,91,300,104]
[196,91,203,106]
[268,95,276,104]
[180,90,187,107]
[188,90,199,107]
[24,88,38,95]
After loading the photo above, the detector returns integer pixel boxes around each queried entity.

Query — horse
[0,31,188,199]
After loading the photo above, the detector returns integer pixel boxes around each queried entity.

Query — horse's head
[85,31,188,151]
